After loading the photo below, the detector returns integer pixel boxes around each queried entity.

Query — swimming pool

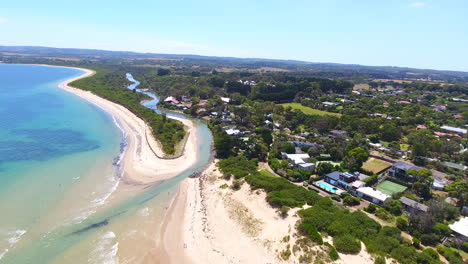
[317,181,340,194]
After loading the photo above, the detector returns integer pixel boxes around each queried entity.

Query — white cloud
[410,2,426,7]
[0,17,7,24]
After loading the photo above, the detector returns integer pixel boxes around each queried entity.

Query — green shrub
[277,206,290,218]
[331,194,341,202]
[231,180,242,190]
[365,203,378,213]
[328,211,381,239]
[412,237,421,249]
[365,227,401,255]
[422,248,439,260]
[390,246,419,264]
[363,175,378,186]
[432,223,451,237]
[298,223,323,245]
[461,242,468,252]
[343,196,361,206]
[245,172,322,208]
[324,242,339,260]
[420,233,440,246]
[374,256,386,264]
[333,234,361,254]
[396,216,409,230]
[219,156,258,179]
[376,208,394,221]
[437,245,464,264]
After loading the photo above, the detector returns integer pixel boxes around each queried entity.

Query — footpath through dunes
[59,67,200,185]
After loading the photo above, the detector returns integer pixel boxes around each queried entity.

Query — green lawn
[282,103,341,117]
[362,158,392,174]
[376,181,407,196]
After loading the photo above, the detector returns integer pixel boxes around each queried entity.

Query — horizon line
[1,44,468,74]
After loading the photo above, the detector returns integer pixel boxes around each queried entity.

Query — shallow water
[0,65,212,263]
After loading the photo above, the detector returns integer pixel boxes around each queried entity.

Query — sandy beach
[58,67,199,185]
[160,160,379,264]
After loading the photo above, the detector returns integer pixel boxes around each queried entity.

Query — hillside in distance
[1,45,468,83]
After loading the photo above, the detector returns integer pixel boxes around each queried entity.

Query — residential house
[225,128,240,136]
[434,105,446,112]
[452,98,468,103]
[282,153,315,171]
[399,197,429,214]
[324,171,359,190]
[440,126,467,134]
[220,97,231,104]
[388,161,420,180]
[449,217,468,242]
[322,101,337,106]
[164,96,179,105]
[443,161,467,172]
[289,140,323,150]
[355,187,391,205]
[330,130,348,138]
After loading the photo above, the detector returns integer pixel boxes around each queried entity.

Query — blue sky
[1,0,467,71]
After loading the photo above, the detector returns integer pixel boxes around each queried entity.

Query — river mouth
[0,67,213,264]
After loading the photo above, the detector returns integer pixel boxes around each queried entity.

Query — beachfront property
[449,217,468,242]
[314,180,344,195]
[388,161,420,180]
[399,197,429,214]
[323,171,364,190]
[282,153,315,171]
[355,187,391,205]
[440,125,467,134]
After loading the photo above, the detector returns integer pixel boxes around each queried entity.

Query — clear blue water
[0,65,213,264]
[317,181,339,193]
[0,64,123,262]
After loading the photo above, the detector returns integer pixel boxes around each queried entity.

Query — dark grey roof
[325,171,341,181]
[393,161,420,171]
[399,197,428,212]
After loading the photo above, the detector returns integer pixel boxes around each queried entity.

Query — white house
[282,153,314,170]
[355,187,390,205]
[449,217,468,242]
[225,128,240,136]
[298,163,315,171]
[440,126,467,134]
[220,97,231,104]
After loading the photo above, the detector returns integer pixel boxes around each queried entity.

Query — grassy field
[377,181,407,196]
[362,158,392,174]
[282,103,341,117]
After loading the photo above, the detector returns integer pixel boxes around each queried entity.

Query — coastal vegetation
[70,68,185,155]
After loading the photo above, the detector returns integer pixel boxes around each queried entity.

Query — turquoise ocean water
[0,65,213,264]
[0,64,123,262]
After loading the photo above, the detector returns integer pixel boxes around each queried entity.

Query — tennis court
[376,180,407,196]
